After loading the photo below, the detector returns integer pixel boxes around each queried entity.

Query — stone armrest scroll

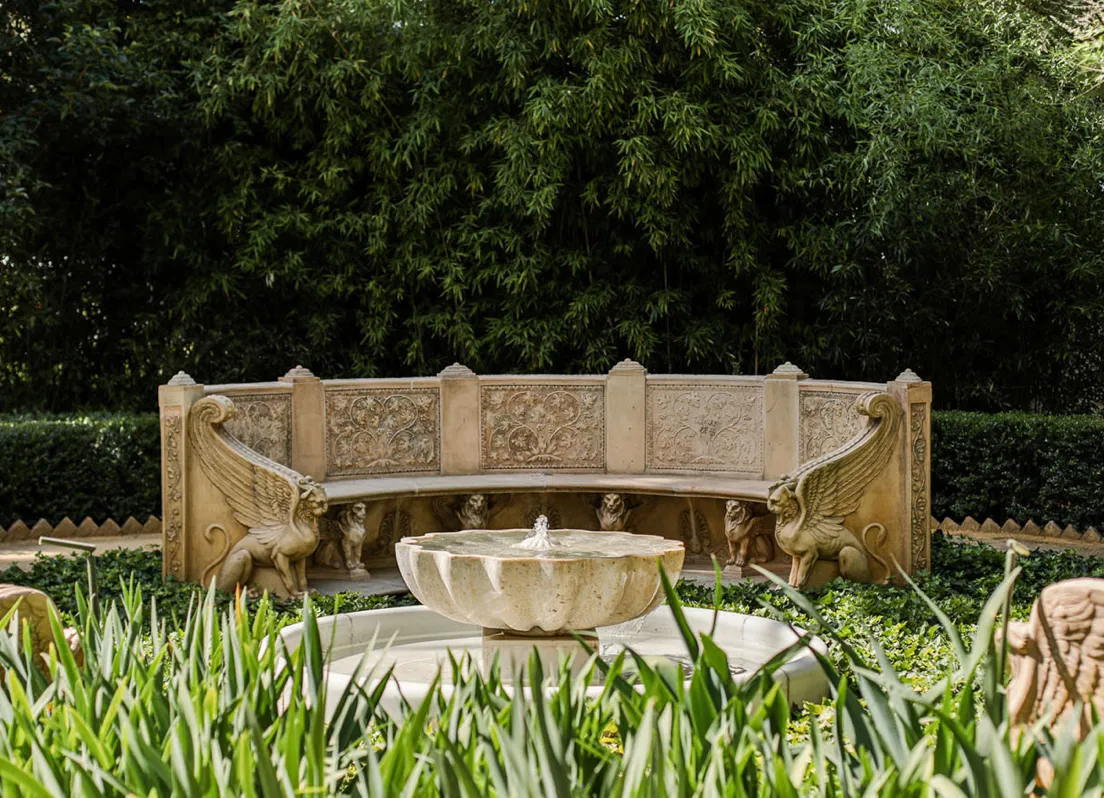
[768,392,902,588]
[188,395,329,598]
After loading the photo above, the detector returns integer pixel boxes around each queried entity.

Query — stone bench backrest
[194,362,899,484]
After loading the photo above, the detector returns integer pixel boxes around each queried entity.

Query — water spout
[515,514,562,551]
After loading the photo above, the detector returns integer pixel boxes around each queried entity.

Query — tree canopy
[3,0,1103,411]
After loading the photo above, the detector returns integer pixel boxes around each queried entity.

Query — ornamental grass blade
[659,562,698,661]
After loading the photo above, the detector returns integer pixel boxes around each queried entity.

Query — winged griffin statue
[1004,578,1104,739]
[188,395,329,597]
[767,392,901,588]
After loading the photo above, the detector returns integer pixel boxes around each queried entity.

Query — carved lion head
[463,494,487,514]
[724,500,752,527]
[766,484,798,522]
[297,477,330,517]
[600,493,625,515]
[349,502,367,521]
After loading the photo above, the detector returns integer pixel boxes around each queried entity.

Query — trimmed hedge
[931,411,1104,529]
[1,409,1104,530]
[0,413,161,527]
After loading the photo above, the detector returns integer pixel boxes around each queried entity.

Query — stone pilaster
[158,372,204,582]
[890,369,933,573]
[606,359,647,473]
[439,363,480,474]
[280,365,326,481]
[763,361,808,480]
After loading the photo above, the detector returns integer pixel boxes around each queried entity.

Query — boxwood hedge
[0,413,161,527]
[2,409,1104,529]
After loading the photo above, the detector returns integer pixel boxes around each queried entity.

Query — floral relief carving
[646,385,763,474]
[481,385,604,469]
[910,404,929,570]
[326,389,440,476]
[222,394,292,466]
[162,410,183,579]
[799,391,869,462]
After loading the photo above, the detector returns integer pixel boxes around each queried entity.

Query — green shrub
[932,410,1104,528]
[0,413,161,526]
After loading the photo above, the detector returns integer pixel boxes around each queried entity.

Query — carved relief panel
[161,410,184,580]
[221,394,292,466]
[326,388,440,476]
[799,391,868,463]
[910,404,930,570]
[480,384,605,470]
[646,385,763,475]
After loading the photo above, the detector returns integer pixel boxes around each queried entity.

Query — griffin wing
[792,392,902,546]
[1033,579,1104,719]
[188,395,301,544]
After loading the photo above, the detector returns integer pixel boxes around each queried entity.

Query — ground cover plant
[2,534,1104,793]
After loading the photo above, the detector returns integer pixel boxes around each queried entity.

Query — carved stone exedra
[221,394,292,466]
[161,410,184,579]
[597,493,631,531]
[799,391,869,462]
[646,385,763,474]
[326,388,440,476]
[910,404,929,570]
[1004,578,1104,784]
[769,392,901,588]
[481,384,604,470]
[724,500,775,567]
[679,509,709,555]
[189,395,329,597]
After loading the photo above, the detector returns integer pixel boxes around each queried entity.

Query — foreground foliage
[4,0,1104,411]
[2,539,1103,794]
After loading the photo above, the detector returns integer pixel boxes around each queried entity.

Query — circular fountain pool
[279,603,829,718]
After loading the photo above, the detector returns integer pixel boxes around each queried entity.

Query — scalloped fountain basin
[395,526,685,636]
[277,604,830,719]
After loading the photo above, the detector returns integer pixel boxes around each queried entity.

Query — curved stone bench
[158,361,932,595]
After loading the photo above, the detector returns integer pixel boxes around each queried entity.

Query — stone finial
[167,371,196,387]
[438,362,476,379]
[279,365,317,382]
[768,361,809,380]
[609,358,646,374]
[894,368,923,383]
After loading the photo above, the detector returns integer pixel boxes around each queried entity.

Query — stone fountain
[279,515,830,717]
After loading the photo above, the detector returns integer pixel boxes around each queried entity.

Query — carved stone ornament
[525,504,562,531]
[221,394,292,466]
[326,388,440,476]
[772,361,809,379]
[1004,578,1104,784]
[679,509,709,556]
[457,494,490,529]
[597,493,631,531]
[481,384,604,469]
[724,500,775,567]
[0,585,83,675]
[189,394,329,597]
[315,503,371,575]
[909,404,930,570]
[279,364,317,382]
[768,392,901,588]
[799,391,870,462]
[167,371,196,387]
[161,410,184,579]
[646,385,763,474]
[895,368,923,383]
[374,510,410,556]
